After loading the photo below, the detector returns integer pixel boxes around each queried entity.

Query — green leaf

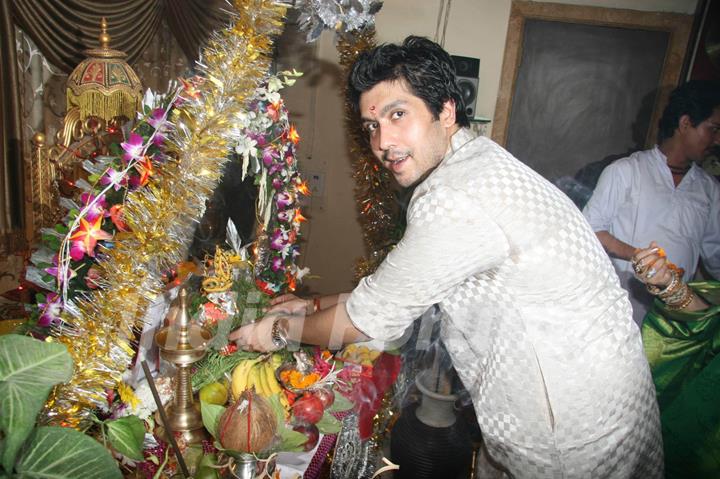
[328,393,354,413]
[15,426,121,478]
[276,427,307,452]
[316,411,341,434]
[201,401,226,439]
[105,416,145,460]
[267,393,286,426]
[0,335,73,472]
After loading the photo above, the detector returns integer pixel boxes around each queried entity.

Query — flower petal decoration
[109,204,129,232]
[38,293,62,327]
[132,156,155,188]
[69,216,112,258]
[99,168,128,192]
[120,132,145,163]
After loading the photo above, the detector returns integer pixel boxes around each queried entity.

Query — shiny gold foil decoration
[337,28,403,282]
[44,0,288,427]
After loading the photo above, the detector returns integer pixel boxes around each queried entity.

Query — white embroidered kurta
[583,146,720,325]
[346,129,663,478]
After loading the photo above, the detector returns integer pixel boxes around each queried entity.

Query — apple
[293,423,320,451]
[312,387,335,409]
[292,394,324,424]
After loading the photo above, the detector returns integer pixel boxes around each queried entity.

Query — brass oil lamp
[154,287,212,443]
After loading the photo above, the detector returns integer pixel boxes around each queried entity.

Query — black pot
[390,403,473,479]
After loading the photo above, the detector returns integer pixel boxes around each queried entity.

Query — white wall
[281,0,698,295]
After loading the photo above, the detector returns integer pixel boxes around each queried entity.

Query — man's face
[359,79,456,187]
[682,107,720,161]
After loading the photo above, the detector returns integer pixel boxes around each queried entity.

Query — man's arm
[595,230,636,261]
[229,298,369,352]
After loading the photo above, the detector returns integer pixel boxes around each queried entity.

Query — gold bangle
[665,284,694,311]
[648,269,679,297]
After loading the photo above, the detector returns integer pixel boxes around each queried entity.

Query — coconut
[217,389,278,453]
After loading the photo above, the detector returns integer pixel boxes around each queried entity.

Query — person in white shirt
[231,36,663,478]
[583,81,720,325]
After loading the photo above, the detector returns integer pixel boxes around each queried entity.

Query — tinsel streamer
[337,28,403,281]
[43,0,288,427]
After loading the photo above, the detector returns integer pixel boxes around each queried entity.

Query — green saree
[642,281,720,478]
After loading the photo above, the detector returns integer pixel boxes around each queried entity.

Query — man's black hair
[347,36,470,128]
[658,80,720,143]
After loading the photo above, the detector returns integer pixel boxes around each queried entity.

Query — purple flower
[121,132,145,163]
[262,146,279,167]
[80,193,108,221]
[272,178,283,190]
[152,131,166,146]
[270,229,287,251]
[44,255,76,284]
[268,163,284,175]
[276,192,292,209]
[99,168,128,192]
[271,257,285,272]
[38,293,62,327]
[277,210,292,222]
[70,240,87,261]
[148,108,167,129]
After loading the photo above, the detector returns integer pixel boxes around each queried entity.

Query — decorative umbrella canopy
[66,17,142,122]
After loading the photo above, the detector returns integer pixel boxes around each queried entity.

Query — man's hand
[228,315,283,352]
[267,293,312,316]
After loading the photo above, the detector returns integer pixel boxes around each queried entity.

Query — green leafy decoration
[328,393,353,413]
[14,426,121,478]
[316,411,341,434]
[105,416,145,461]
[276,427,307,452]
[0,335,73,472]
[267,394,306,452]
[201,401,226,439]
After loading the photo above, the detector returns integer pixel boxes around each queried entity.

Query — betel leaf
[14,426,121,479]
[0,335,73,472]
[105,416,145,461]
[316,411,341,435]
[327,393,353,413]
[277,427,307,452]
[201,400,226,439]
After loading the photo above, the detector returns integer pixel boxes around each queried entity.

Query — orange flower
[69,215,112,257]
[286,125,300,145]
[109,204,129,231]
[296,180,310,196]
[134,156,154,187]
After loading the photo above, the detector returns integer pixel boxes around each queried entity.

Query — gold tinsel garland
[44,0,288,426]
[336,29,403,281]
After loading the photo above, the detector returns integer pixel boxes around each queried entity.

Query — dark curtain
[0,0,23,237]
[0,0,227,241]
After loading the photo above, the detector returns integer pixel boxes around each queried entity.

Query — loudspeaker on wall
[451,55,480,119]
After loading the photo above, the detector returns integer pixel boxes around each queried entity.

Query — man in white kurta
[583,146,720,325]
[231,36,663,479]
[345,128,663,478]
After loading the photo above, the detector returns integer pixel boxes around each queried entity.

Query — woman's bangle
[664,283,694,311]
[312,297,321,313]
[647,269,679,297]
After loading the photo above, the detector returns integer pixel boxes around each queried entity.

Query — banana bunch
[231,354,288,408]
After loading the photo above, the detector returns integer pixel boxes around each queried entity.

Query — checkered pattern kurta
[346,129,663,478]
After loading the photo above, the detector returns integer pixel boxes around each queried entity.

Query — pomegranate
[291,394,324,424]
